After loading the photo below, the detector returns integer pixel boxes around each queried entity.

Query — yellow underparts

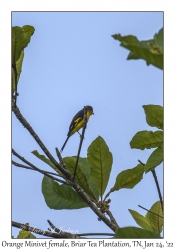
[70,110,92,135]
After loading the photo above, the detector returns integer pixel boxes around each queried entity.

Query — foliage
[115,227,160,239]
[12,25,35,93]
[12,25,163,239]
[130,104,163,173]
[129,201,163,233]
[112,28,163,69]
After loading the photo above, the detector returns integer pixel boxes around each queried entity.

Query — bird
[61,105,94,152]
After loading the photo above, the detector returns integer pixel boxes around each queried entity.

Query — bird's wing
[67,109,84,136]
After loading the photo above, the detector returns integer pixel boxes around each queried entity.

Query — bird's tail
[60,136,70,152]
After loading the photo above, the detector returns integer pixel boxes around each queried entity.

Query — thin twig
[138,205,163,218]
[12,150,67,185]
[12,160,65,179]
[138,159,145,165]
[105,209,120,227]
[77,232,115,236]
[47,220,80,238]
[151,169,163,212]
[12,103,72,179]
[138,159,163,213]
[47,220,114,237]
[73,106,88,179]
[55,147,67,169]
[103,191,111,202]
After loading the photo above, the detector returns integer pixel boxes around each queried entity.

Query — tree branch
[105,209,119,227]
[12,221,78,239]
[12,151,67,185]
[12,103,119,232]
[12,160,59,177]
[47,219,114,237]
[138,205,163,218]
[12,220,115,238]
[151,169,163,212]
[138,159,163,213]
[12,103,72,180]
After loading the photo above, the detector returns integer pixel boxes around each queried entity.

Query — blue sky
[12,12,163,238]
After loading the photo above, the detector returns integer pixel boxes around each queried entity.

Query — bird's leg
[77,131,85,139]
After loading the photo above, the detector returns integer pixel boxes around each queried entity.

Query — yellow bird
[61,106,94,152]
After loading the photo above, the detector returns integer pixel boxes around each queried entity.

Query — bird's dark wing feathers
[67,108,84,136]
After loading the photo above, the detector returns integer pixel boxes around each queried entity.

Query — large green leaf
[115,227,160,238]
[87,136,113,196]
[12,25,35,63]
[129,209,153,231]
[146,201,163,233]
[79,157,99,201]
[42,176,88,209]
[112,28,163,69]
[110,164,144,192]
[143,105,163,130]
[12,25,35,94]
[130,130,163,150]
[63,157,99,202]
[145,147,163,173]
[31,150,62,175]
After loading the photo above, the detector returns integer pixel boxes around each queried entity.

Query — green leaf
[42,176,88,209]
[115,227,160,238]
[79,158,99,201]
[110,164,144,192]
[63,157,99,202]
[129,209,153,231]
[112,28,163,69]
[145,147,163,173]
[12,25,35,93]
[17,224,36,238]
[146,201,163,233]
[22,25,35,37]
[12,25,35,63]
[130,130,163,150]
[32,150,61,174]
[87,136,113,196]
[143,105,163,129]
[153,28,163,54]
[12,50,24,93]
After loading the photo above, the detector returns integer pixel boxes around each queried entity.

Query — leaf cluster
[112,28,163,69]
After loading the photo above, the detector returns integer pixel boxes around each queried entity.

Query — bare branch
[77,232,114,237]
[12,103,72,180]
[138,205,163,218]
[138,159,163,213]
[12,160,59,176]
[12,221,77,238]
[55,147,67,169]
[47,220,115,238]
[47,220,80,238]
[151,169,163,213]
[12,150,67,185]
[13,220,115,238]
[105,209,119,227]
